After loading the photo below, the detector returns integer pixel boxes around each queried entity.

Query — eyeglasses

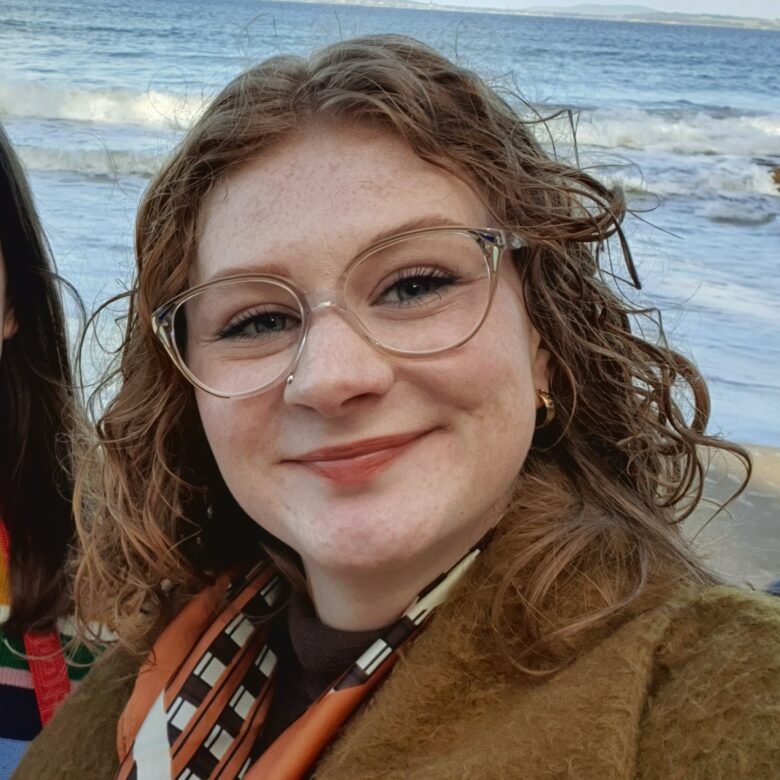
[151,226,525,399]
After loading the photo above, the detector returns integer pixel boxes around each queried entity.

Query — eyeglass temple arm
[477,230,524,271]
[151,306,177,357]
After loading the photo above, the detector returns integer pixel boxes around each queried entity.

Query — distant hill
[517,3,778,29]
[274,1,780,31]
[524,4,658,16]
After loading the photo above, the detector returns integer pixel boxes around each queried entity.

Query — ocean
[1,0,778,445]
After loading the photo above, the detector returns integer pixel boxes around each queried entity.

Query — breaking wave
[3,76,778,161]
[613,159,780,200]
[0,78,206,129]
[18,145,165,178]
[576,106,780,158]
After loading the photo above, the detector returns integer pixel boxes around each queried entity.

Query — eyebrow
[364,214,468,245]
[198,214,470,285]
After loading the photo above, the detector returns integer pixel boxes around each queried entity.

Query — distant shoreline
[276,0,780,32]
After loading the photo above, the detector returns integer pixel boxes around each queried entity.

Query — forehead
[194,124,489,285]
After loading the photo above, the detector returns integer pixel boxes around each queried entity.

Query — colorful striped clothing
[0,544,94,779]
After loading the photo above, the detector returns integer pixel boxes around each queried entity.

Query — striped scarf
[116,548,480,780]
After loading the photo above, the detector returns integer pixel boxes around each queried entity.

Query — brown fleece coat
[13,548,780,780]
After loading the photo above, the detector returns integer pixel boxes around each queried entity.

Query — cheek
[469,348,536,469]
[436,292,538,469]
[431,291,537,418]
[196,392,277,475]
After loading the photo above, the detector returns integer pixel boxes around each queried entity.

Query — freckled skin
[195,125,550,629]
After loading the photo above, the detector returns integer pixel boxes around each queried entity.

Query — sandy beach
[686,445,780,589]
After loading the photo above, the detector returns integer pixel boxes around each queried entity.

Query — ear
[529,326,552,401]
[2,304,17,341]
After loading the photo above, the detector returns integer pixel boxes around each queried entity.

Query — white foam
[18,144,164,177]
[0,78,206,129]
[697,202,776,226]
[604,157,780,200]
[575,107,780,158]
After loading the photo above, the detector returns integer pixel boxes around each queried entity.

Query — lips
[285,431,430,487]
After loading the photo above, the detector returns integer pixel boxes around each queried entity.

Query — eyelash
[218,307,298,339]
[376,266,457,302]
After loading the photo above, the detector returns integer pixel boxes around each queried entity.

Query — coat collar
[313,521,688,779]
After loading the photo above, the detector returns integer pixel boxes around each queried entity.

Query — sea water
[1,0,778,445]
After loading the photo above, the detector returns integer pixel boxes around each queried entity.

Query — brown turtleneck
[255,590,388,754]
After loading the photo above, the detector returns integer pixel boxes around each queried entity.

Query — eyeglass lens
[173,230,493,396]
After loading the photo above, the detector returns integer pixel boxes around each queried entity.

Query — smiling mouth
[285,431,431,487]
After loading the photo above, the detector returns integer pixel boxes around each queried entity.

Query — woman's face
[194,124,549,596]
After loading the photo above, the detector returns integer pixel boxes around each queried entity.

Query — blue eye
[219,310,300,340]
[377,268,457,306]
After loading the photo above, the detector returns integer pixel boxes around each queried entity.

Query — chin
[304,535,427,577]
[298,507,464,578]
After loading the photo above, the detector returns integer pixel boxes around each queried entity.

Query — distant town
[276,1,780,30]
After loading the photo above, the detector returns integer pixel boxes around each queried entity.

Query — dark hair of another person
[0,123,79,636]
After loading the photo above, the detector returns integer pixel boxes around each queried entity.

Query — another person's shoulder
[637,584,780,780]
[11,646,140,780]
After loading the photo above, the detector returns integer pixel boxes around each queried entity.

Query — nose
[283,306,394,417]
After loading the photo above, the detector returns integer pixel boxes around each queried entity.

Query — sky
[429,0,780,19]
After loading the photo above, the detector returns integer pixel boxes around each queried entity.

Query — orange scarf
[116,549,480,780]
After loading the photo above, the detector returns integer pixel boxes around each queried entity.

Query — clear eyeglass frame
[151,225,526,399]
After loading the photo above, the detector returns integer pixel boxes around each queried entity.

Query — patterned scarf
[116,548,480,780]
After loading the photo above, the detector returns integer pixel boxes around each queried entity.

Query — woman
[0,125,91,777]
[15,36,779,779]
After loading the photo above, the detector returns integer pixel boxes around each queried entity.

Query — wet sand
[685,445,780,589]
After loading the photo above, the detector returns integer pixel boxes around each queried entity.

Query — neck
[301,526,493,631]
